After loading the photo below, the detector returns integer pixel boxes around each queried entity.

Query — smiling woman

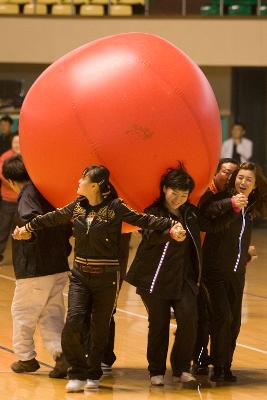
[199,162,267,382]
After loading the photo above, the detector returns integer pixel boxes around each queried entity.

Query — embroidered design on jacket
[73,203,86,220]
[95,206,115,223]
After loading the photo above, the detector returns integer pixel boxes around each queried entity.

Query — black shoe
[210,366,224,382]
[224,367,237,382]
[11,358,40,373]
[49,354,69,379]
[191,363,209,376]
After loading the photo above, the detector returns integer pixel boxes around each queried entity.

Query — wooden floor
[0,229,267,400]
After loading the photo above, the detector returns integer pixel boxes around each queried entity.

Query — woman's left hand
[12,226,32,240]
[170,222,186,242]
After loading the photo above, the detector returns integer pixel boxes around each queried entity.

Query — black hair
[82,165,118,200]
[154,162,195,205]
[0,115,13,125]
[2,154,30,182]
[232,121,246,131]
[216,158,239,173]
[228,162,267,218]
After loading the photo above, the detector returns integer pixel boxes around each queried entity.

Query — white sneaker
[65,379,86,392]
[173,372,199,389]
[84,379,100,390]
[150,375,164,386]
[101,362,112,375]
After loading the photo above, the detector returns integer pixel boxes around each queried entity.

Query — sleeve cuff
[231,197,241,214]
[25,223,34,232]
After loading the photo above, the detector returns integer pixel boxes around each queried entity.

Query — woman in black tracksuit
[14,165,181,392]
[126,165,238,388]
[200,162,267,382]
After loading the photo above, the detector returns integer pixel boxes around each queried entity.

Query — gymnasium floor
[0,229,266,400]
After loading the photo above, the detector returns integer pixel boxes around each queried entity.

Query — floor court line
[0,345,53,368]
[1,273,267,357]
[115,308,267,356]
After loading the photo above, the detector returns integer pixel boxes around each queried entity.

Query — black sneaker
[224,367,237,382]
[11,358,40,373]
[0,254,5,266]
[210,366,224,382]
[191,363,209,376]
[49,354,69,379]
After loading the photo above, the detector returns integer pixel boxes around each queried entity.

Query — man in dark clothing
[0,115,14,156]
[193,158,239,375]
[3,155,72,377]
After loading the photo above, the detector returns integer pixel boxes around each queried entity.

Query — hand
[248,245,258,262]
[12,226,32,240]
[170,222,186,242]
[232,194,248,209]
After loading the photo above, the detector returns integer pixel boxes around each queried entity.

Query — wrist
[231,197,241,213]
[169,227,175,239]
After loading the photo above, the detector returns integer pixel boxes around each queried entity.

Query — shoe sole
[210,377,224,382]
[66,387,85,392]
[11,366,40,373]
[84,387,99,390]
[182,382,201,389]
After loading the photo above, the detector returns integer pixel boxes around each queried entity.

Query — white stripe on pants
[11,272,68,361]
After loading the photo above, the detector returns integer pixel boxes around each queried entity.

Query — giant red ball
[20,33,221,226]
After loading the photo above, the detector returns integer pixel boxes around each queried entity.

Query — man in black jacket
[193,158,239,375]
[3,155,72,377]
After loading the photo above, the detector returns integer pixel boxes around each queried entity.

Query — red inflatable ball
[19,32,221,231]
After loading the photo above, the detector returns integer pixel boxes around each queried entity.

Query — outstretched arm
[13,201,76,240]
[113,198,176,231]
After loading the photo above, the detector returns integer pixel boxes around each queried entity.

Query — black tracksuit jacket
[126,200,238,296]
[199,191,256,367]
[200,191,254,280]
[25,196,176,266]
[13,181,71,279]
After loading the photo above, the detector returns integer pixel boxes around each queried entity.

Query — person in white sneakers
[126,164,238,389]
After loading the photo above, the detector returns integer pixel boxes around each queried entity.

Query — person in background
[0,134,20,265]
[0,115,15,156]
[221,122,253,163]
[2,155,71,378]
[192,157,239,375]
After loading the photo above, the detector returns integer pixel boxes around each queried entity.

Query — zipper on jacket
[149,241,170,293]
[233,208,246,272]
[233,201,255,272]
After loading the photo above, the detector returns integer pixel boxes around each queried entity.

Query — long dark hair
[82,165,118,200]
[152,162,195,206]
[228,162,267,218]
